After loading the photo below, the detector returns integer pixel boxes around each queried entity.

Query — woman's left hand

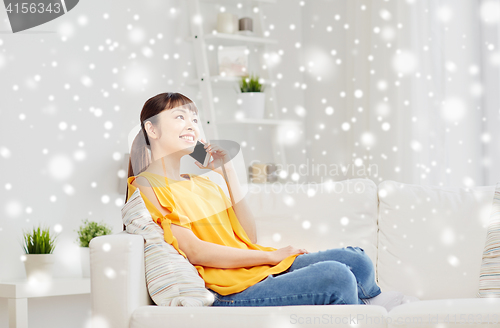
[194,138,233,176]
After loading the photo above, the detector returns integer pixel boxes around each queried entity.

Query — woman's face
[156,106,200,155]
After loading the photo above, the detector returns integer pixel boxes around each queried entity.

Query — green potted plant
[21,224,58,281]
[238,73,267,119]
[75,219,112,278]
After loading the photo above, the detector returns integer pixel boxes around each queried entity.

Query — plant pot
[80,246,90,278]
[23,254,55,281]
[239,92,266,119]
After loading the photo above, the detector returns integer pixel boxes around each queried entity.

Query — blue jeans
[208,246,381,306]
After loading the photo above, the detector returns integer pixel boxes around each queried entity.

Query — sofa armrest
[89,231,154,328]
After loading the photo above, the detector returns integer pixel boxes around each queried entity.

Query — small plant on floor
[22,224,58,254]
[75,219,112,248]
[239,74,265,93]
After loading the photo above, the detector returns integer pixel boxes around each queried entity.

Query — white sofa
[89,178,500,328]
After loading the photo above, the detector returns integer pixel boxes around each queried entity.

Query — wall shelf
[216,119,301,125]
[203,33,278,44]
[187,75,277,86]
[186,0,302,183]
[199,0,276,4]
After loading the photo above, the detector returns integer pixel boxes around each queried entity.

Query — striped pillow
[121,188,214,306]
[478,182,500,298]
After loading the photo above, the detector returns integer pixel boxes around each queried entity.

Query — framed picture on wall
[217,46,249,77]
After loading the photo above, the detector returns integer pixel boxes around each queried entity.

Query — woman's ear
[144,121,160,142]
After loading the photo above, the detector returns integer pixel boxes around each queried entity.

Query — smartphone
[189,140,211,167]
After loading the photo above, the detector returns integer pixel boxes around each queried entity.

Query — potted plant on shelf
[21,224,58,282]
[75,219,112,278]
[238,73,266,119]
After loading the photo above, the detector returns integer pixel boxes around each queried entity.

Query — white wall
[302,0,366,183]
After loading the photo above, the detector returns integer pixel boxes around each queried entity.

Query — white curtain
[302,0,500,187]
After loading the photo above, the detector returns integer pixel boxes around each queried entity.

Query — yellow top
[126,171,299,296]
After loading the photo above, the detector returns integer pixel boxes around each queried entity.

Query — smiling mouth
[179,136,195,143]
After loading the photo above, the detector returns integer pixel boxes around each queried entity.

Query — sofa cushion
[244,178,379,277]
[121,188,214,306]
[478,181,500,298]
[377,180,495,300]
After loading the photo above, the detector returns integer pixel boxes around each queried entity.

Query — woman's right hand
[268,246,309,266]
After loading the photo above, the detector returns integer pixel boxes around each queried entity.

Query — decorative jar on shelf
[238,74,266,119]
[217,12,238,34]
[238,17,253,36]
